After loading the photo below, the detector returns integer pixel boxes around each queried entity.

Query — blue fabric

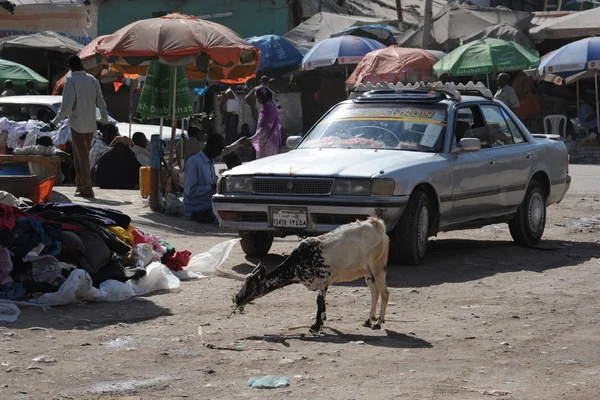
[301,36,386,70]
[539,37,600,79]
[246,35,303,71]
[193,86,209,97]
[331,24,397,45]
[578,103,598,129]
[183,151,217,217]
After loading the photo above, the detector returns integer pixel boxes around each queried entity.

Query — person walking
[51,55,109,198]
[249,87,281,159]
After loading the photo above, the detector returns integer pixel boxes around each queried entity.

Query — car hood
[226,148,437,178]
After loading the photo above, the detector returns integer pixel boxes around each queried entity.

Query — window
[500,109,526,144]
[454,106,490,149]
[480,105,514,147]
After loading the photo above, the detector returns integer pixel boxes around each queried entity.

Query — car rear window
[300,103,447,152]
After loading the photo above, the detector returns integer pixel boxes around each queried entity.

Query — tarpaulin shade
[346,47,440,86]
[246,34,303,71]
[433,38,540,76]
[529,7,600,40]
[0,59,48,90]
[331,24,398,46]
[460,24,534,50]
[0,31,83,54]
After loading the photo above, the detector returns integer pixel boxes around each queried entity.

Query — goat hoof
[363,319,372,328]
[309,324,322,334]
[372,324,382,330]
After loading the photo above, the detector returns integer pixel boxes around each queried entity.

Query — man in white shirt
[494,73,520,111]
[131,132,150,166]
[220,87,240,145]
[52,55,109,198]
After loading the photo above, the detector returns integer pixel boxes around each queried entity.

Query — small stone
[500,342,510,346]
[32,356,56,364]
[350,340,365,345]
[279,358,295,365]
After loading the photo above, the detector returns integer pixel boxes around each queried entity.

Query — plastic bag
[0,301,20,323]
[133,243,155,268]
[131,262,180,296]
[184,238,240,278]
[248,376,291,389]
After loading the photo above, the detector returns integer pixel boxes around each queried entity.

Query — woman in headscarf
[249,86,281,159]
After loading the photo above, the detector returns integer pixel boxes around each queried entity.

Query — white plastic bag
[131,262,180,296]
[0,301,20,323]
[184,238,240,278]
[133,243,155,268]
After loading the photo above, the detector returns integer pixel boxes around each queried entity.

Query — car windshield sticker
[323,106,447,126]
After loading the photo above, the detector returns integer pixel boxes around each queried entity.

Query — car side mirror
[456,138,481,153]
[286,135,302,150]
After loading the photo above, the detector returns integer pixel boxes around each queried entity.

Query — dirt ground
[1,165,599,400]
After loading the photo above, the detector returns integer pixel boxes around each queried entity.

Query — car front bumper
[212,194,408,235]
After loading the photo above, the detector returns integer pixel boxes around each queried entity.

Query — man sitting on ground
[184,134,225,224]
[89,123,119,171]
[95,137,141,190]
[176,126,204,170]
[131,132,150,166]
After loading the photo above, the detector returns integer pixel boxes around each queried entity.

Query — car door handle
[489,158,497,165]
[526,152,532,159]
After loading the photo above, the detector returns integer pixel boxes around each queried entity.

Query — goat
[234,217,390,333]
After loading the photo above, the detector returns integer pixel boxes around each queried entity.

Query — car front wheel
[240,231,274,256]
[509,180,546,247]
[392,189,431,266]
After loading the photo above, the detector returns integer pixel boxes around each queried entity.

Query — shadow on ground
[333,239,600,289]
[9,297,172,331]
[244,328,432,349]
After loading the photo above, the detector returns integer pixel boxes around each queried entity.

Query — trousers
[70,130,94,194]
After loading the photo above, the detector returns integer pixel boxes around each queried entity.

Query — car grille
[312,214,369,225]
[253,177,334,195]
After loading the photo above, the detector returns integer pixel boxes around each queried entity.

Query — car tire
[240,231,274,256]
[392,189,431,266]
[509,180,546,248]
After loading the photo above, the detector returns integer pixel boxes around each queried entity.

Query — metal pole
[486,74,490,89]
[421,0,433,50]
[149,134,161,211]
[576,80,579,123]
[595,70,599,133]
[166,66,178,194]
[129,79,134,138]
[396,0,403,23]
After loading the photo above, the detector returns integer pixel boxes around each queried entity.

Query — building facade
[97,0,290,38]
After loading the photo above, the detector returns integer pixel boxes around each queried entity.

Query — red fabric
[0,204,81,233]
[164,250,191,272]
[132,228,147,245]
[113,80,124,92]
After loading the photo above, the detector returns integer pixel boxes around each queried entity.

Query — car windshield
[299,103,447,152]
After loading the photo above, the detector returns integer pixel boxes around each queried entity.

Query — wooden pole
[166,66,178,194]
[396,0,403,23]
[129,79,134,138]
[421,0,433,50]
[149,134,161,211]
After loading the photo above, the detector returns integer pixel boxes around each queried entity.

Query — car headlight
[224,176,253,193]
[332,179,371,196]
[371,179,395,196]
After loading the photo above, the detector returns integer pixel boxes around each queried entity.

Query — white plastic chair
[543,115,567,137]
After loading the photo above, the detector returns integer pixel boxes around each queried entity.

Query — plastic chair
[543,115,567,137]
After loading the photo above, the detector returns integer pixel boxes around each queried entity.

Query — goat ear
[254,262,266,280]
[250,263,261,276]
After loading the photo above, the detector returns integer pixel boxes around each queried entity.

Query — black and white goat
[234,217,390,332]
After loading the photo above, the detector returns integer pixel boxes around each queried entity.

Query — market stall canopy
[246,35,303,72]
[529,7,600,40]
[96,12,259,84]
[301,36,386,71]
[294,0,446,26]
[399,2,533,52]
[0,58,48,90]
[284,12,391,55]
[460,23,534,50]
[562,0,600,11]
[537,37,600,80]
[0,31,83,54]
[346,47,440,87]
[433,38,540,77]
[331,24,399,46]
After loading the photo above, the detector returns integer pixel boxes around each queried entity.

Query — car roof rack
[354,81,493,101]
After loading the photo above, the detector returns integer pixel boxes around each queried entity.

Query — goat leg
[309,291,326,334]
[372,271,389,330]
[364,274,379,328]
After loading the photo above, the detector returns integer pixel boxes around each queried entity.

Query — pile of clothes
[0,202,192,303]
[0,118,71,150]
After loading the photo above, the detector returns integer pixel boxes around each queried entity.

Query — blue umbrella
[538,37,600,78]
[301,36,386,71]
[331,24,398,46]
[246,34,303,72]
[539,37,600,132]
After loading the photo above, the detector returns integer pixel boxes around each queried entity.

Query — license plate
[270,207,308,228]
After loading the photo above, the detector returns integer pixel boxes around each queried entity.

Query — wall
[0,1,98,44]
[98,0,290,38]
[213,91,303,140]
